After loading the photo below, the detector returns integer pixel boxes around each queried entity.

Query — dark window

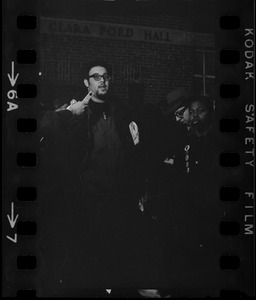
[193,50,215,97]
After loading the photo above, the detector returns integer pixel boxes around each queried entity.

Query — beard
[96,85,108,96]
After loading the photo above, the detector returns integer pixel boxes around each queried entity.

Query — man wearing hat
[156,87,192,175]
[135,87,193,288]
[162,87,191,127]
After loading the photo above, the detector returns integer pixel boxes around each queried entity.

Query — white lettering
[244,224,254,235]
[7,90,17,100]
[245,61,254,69]
[246,149,255,156]
[245,104,254,113]
[245,192,254,198]
[245,28,254,36]
[245,137,254,145]
[245,160,254,167]
[7,102,18,112]
[245,39,254,48]
[246,126,254,133]
[245,215,254,222]
[246,115,254,123]
[246,72,254,80]
[245,50,254,59]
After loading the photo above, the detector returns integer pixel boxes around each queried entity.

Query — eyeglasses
[89,73,110,81]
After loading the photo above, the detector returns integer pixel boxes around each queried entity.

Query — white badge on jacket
[129,121,140,145]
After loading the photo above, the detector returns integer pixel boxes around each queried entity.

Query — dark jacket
[39,98,142,197]
[159,123,222,288]
[38,97,145,285]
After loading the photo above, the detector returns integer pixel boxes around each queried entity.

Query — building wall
[39,14,213,107]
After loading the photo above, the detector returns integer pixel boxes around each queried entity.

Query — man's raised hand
[67,99,87,116]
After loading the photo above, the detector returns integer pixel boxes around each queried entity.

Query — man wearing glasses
[39,59,146,294]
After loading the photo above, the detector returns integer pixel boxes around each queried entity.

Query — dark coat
[159,124,222,290]
[39,98,143,192]
[37,99,148,293]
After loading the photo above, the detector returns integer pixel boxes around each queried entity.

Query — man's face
[189,100,209,125]
[84,66,110,99]
[174,106,190,125]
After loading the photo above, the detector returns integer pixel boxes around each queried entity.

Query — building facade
[39,5,215,108]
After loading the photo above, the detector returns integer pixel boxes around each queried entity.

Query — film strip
[2,0,254,298]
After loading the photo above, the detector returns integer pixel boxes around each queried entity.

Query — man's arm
[39,100,88,144]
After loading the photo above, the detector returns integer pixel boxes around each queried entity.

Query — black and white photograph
[2,0,254,298]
